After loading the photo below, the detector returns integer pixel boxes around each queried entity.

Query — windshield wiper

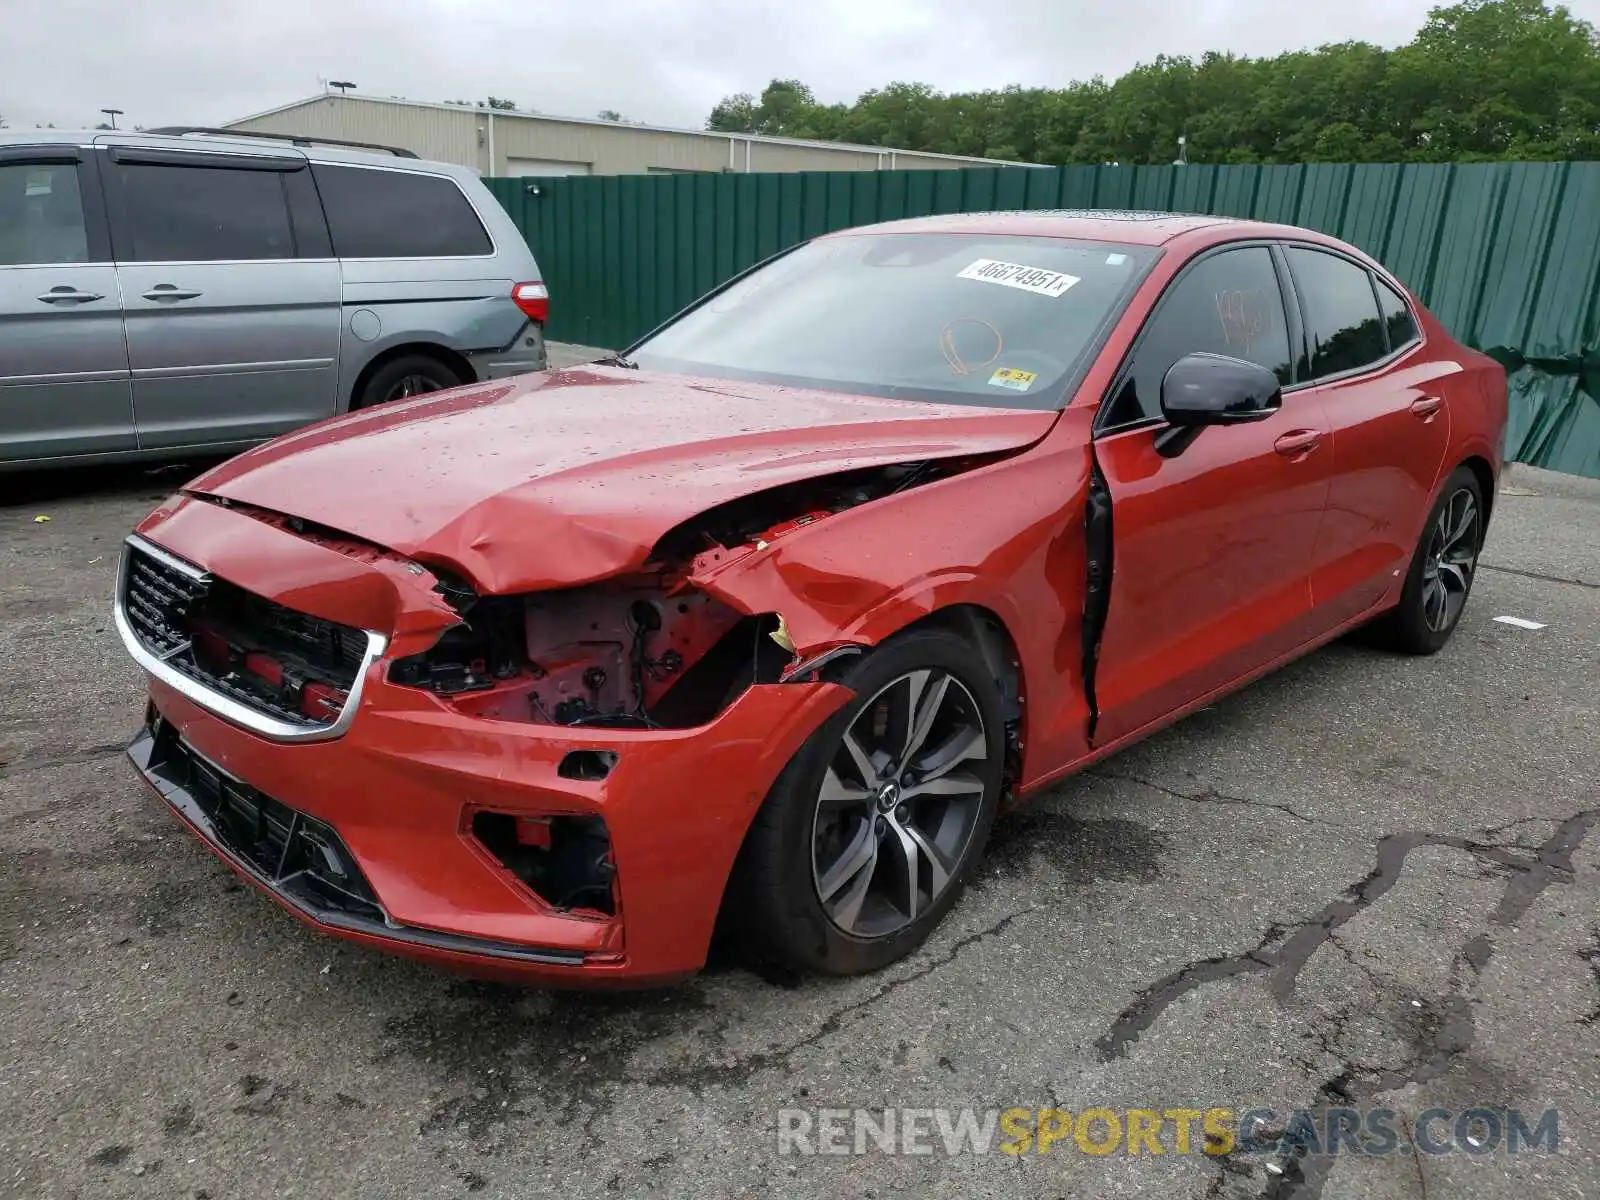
[593,353,639,369]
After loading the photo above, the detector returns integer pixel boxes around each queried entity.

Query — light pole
[1174,135,1189,166]
[100,108,123,129]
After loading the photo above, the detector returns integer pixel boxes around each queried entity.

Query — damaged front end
[385,455,1001,731]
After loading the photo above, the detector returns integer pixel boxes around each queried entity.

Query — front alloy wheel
[811,669,988,937]
[729,626,1005,977]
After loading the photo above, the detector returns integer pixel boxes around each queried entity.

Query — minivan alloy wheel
[810,668,988,938]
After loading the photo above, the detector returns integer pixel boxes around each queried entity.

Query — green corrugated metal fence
[486,162,1600,478]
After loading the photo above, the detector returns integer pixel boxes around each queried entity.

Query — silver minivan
[0,127,548,471]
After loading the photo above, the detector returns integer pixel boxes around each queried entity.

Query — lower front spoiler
[127,718,596,980]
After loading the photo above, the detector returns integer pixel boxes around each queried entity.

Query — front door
[1090,244,1333,747]
[0,146,134,463]
[100,144,341,450]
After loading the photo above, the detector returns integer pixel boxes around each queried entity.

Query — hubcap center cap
[875,781,901,813]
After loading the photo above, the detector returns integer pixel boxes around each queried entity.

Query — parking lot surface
[2,356,1596,1199]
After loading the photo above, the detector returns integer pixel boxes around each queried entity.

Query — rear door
[1090,243,1333,746]
[101,144,340,450]
[0,145,134,463]
[1281,245,1452,626]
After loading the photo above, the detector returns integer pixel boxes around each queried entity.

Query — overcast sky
[6,0,1600,133]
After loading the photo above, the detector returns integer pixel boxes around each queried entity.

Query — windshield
[628,232,1159,409]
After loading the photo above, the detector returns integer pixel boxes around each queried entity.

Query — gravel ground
[1,356,1596,1199]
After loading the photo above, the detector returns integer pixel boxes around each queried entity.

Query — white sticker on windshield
[957,258,1080,298]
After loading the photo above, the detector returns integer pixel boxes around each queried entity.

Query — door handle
[1273,429,1323,458]
[142,285,204,302]
[36,287,105,304]
[1410,396,1443,420]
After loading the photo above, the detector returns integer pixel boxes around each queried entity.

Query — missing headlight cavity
[389,575,794,729]
[471,811,615,914]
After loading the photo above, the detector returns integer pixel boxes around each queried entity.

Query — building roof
[223,93,1045,168]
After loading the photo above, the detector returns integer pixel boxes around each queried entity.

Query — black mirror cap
[1160,352,1283,427]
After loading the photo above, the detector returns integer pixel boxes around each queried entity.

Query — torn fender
[687,419,1102,783]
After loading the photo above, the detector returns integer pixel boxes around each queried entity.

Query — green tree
[703,0,1600,164]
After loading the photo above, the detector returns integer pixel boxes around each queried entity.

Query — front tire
[729,627,1005,977]
[1372,465,1485,654]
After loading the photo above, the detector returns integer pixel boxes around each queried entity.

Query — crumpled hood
[186,366,1057,594]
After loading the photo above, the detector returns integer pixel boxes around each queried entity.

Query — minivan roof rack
[142,126,420,159]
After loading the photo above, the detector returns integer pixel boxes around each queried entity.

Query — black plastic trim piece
[108,146,307,172]
[1080,457,1114,741]
[145,126,420,159]
[126,723,587,968]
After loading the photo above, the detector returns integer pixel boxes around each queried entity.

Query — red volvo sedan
[115,212,1507,985]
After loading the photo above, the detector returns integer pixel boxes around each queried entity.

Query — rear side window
[1376,277,1419,350]
[1103,246,1292,427]
[1286,247,1388,379]
[0,162,88,266]
[312,165,492,258]
[116,162,295,262]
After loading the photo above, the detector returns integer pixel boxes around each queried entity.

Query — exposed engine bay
[388,456,996,727]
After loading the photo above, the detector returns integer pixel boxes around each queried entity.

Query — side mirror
[1155,352,1282,457]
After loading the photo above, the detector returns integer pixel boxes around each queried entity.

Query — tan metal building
[224,93,1032,176]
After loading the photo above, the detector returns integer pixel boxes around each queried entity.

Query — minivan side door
[100,144,341,450]
[0,144,135,464]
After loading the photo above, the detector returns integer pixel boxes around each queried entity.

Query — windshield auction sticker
[957,258,1080,297]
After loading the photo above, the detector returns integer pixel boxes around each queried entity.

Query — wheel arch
[348,342,477,411]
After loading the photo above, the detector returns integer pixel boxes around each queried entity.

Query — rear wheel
[355,353,463,409]
[729,628,1005,976]
[1371,465,1485,654]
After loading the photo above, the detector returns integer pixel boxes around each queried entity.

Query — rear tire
[354,354,463,409]
[1370,465,1485,655]
[728,627,1005,977]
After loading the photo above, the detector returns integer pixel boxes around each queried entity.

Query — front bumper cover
[120,496,851,984]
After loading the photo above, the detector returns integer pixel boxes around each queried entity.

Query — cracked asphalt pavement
[2,360,1596,1198]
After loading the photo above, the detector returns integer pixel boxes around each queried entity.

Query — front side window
[312,165,492,258]
[629,233,1159,410]
[117,162,295,262]
[0,163,88,266]
[1287,247,1388,379]
[1102,246,1292,428]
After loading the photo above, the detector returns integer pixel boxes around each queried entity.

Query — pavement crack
[647,905,1043,1091]
[0,741,126,778]
[1578,929,1600,1028]
[1097,810,1598,1063]
[1088,770,1336,827]
[1477,561,1599,589]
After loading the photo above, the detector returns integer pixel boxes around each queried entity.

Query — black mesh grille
[121,540,370,728]
[146,720,384,923]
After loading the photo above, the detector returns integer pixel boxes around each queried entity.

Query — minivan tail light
[512,281,549,323]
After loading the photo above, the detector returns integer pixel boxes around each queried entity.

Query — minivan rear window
[311,165,492,258]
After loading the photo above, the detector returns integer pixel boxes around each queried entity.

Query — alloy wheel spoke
[898,818,953,901]
[840,730,879,789]
[1446,495,1478,551]
[887,820,923,921]
[818,766,871,810]
[1423,578,1446,630]
[829,843,879,932]
[903,769,987,801]
[911,723,986,782]
[898,670,949,772]
[1438,560,1469,593]
[816,818,877,905]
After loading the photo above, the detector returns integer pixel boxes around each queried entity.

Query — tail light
[512,281,549,323]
